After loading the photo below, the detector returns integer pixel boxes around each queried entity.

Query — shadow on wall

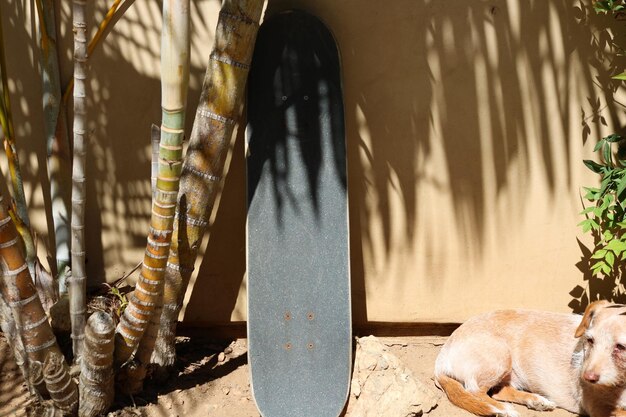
[3,0,626,323]
[186,0,626,323]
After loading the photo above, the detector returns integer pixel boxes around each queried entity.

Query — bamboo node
[138,274,162,286]
[129,294,157,308]
[210,51,250,69]
[8,292,39,307]
[135,284,160,297]
[117,325,142,342]
[23,315,50,331]
[147,236,171,247]
[151,211,176,221]
[147,250,169,261]
[2,262,28,276]
[25,338,57,353]
[0,236,19,248]
[218,9,257,25]
[141,264,165,274]
[166,262,193,273]
[196,108,235,125]
[182,164,221,182]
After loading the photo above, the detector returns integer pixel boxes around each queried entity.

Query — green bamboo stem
[34,0,72,283]
[70,0,88,361]
[151,0,264,369]
[115,0,190,366]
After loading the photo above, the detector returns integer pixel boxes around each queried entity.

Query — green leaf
[605,134,623,143]
[602,262,612,275]
[594,206,605,218]
[590,218,601,231]
[579,219,592,233]
[604,142,613,167]
[594,139,606,152]
[584,160,605,174]
[600,173,614,195]
[617,175,626,200]
[580,206,596,215]
[584,187,601,201]
[592,249,609,259]
[591,261,605,276]
[606,239,626,254]
[613,72,626,81]
[605,229,615,240]
[606,250,616,267]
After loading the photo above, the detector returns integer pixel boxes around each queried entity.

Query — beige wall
[4,0,623,326]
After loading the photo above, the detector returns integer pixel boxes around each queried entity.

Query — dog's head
[575,300,626,387]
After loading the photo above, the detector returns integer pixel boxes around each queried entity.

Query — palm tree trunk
[115,0,190,365]
[0,196,77,409]
[152,0,264,369]
[70,0,88,361]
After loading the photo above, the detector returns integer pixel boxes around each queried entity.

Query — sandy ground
[0,334,578,417]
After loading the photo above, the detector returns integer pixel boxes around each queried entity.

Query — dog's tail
[435,373,518,417]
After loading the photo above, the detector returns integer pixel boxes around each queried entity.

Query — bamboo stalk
[34,0,72,282]
[0,295,36,396]
[0,196,76,406]
[63,0,136,107]
[115,0,190,365]
[70,0,88,361]
[0,8,36,278]
[79,311,115,417]
[43,352,79,414]
[119,287,162,394]
[152,0,264,369]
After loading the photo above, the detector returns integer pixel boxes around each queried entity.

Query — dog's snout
[583,371,600,384]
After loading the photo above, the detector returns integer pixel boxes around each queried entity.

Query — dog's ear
[575,300,611,337]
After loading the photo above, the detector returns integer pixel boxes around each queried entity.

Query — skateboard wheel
[307,312,315,320]
[284,343,292,350]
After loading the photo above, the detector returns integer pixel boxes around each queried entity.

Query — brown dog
[434,301,626,417]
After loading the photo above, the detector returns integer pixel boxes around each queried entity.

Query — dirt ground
[0,334,578,417]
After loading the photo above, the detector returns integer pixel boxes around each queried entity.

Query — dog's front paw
[527,395,556,411]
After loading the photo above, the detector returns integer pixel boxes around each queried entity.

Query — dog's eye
[615,344,626,352]
[586,337,594,346]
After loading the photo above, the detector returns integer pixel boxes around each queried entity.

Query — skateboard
[246,10,352,417]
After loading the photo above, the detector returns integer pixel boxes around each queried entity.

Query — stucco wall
[3,0,623,326]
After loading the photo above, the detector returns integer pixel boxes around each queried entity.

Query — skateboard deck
[246,10,351,417]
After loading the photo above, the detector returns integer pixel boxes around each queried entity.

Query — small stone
[224,346,233,355]
[222,387,230,395]
[218,352,226,363]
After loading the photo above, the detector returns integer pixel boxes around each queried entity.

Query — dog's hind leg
[491,386,556,411]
